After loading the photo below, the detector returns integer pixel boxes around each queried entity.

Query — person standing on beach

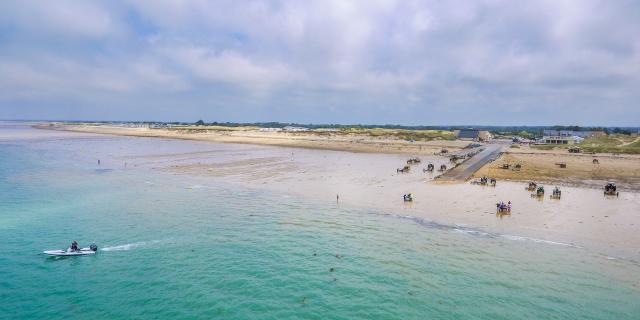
[98,159,101,166]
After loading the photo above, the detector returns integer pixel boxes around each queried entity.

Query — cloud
[165,46,301,94]
[0,0,639,125]
[0,0,119,38]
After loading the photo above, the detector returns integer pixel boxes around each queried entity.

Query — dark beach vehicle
[531,186,544,197]
[550,187,561,199]
[526,182,537,191]
[473,176,488,185]
[397,165,410,173]
[604,183,619,197]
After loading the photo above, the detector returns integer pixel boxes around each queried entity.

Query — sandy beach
[40,124,468,155]
[163,147,640,261]
[474,145,640,191]
[34,123,640,262]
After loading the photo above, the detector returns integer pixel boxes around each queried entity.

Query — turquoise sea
[1,123,639,319]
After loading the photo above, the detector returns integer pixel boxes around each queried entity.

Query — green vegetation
[578,135,640,154]
[530,144,564,151]
[169,125,258,132]
[164,125,456,141]
[57,121,638,138]
[338,127,457,141]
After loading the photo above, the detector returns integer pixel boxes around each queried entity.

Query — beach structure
[541,134,582,145]
[456,129,493,141]
[540,129,605,145]
[543,130,602,138]
[283,126,310,132]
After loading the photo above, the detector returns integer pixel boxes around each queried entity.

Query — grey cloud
[0,0,638,125]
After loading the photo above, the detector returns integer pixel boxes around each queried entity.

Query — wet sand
[141,144,640,262]
[32,124,640,261]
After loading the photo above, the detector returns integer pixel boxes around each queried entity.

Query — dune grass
[339,127,457,141]
[530,144,563,151]
[579,135,640,154]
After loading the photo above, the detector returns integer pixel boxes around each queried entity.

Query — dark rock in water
[329,267,335,272]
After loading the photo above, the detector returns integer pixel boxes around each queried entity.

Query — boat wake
[101,240,162,252]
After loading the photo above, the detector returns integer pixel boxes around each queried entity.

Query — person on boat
[70,241,78,251]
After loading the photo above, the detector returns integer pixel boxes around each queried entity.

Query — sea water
[1,124,639,319]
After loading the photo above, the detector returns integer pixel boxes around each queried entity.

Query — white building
[283,126,310,132]
[542,135,583,144]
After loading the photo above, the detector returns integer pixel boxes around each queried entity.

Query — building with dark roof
[458,129,479,140]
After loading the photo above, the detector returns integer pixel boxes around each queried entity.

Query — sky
[0,0,639,126]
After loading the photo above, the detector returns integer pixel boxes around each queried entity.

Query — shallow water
[1,124,639,319]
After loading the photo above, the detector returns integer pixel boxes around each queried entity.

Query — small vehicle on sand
[526,182,537,191]
[531,186,544,197]
[397,165,410,173]
[496,201,511,213]
[604,182,619,197]
[423,163,435,172]
[550,187,561,199]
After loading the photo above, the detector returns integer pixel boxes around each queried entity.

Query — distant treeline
[66,120,639,136]
[191,121,639,136]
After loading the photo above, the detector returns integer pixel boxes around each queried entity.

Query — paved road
[437,142,509,182]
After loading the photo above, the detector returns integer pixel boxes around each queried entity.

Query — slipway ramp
[436,142,509,182]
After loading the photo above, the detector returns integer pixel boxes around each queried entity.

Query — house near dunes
[456,129,492,141]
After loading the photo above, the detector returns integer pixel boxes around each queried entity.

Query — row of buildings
[539,130,605,145]
[456,128,606,144]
